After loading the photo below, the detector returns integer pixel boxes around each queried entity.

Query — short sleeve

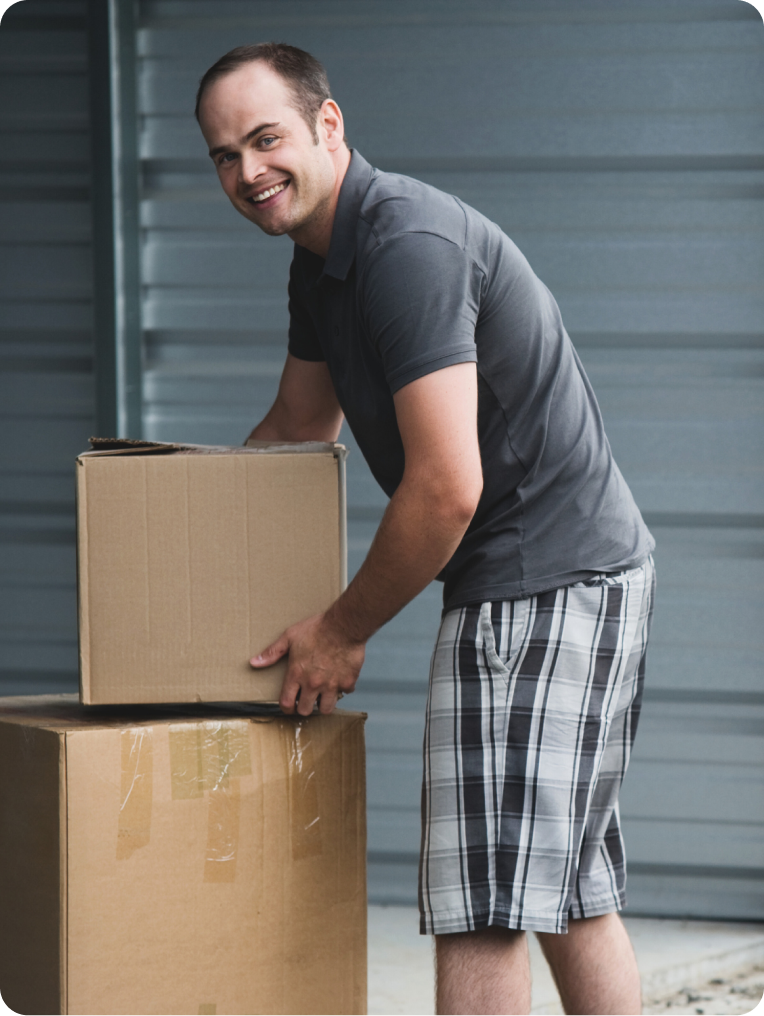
[287,253,325,362]
[360,232,481,393]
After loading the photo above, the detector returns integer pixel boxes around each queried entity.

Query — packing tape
[117,728,153,861]
[289,720,323,861]
[204,780,240,883]
[168,721,252,799]
[168,721,252,882]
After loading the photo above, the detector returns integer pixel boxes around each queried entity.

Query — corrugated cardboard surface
[77,447,345,704]
[0,696,367,1016]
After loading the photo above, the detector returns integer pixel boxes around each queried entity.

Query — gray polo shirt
[288,150,654,611]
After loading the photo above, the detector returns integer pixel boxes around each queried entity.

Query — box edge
[75,460,91,705]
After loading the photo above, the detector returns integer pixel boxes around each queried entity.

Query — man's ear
[319,99,346,152]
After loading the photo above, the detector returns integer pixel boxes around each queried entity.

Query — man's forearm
[247,399,294,442]
[246,356,345,444]
[324,473,478,645]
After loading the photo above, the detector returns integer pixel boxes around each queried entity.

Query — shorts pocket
[479,602,508,680]
[478,600,532,684]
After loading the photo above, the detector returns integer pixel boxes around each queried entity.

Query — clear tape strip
[289,721,323,861]
[169,721,252,882]
[117,728,153,861]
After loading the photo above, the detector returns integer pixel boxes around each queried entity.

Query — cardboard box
[76,440,347,705]
[0,694,367,1016]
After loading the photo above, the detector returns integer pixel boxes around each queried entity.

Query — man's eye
[218,152,237,165]
[260,136,277,147]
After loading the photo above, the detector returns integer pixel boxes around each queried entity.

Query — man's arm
[246,352,344,443]
[250,361,483,715]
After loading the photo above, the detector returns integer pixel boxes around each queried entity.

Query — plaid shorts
[419,556,655,935]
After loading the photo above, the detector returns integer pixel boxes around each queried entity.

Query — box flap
[81,437,348,460]
[87,438,182,453]
[0,694,349,730]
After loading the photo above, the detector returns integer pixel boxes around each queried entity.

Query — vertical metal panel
[0,0,95,695]
[88,0,142,438]
[135,0,764,917]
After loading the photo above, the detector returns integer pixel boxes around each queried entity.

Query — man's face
[198,62,336,238]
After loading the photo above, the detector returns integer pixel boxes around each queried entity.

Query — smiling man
[196,43,656,1016]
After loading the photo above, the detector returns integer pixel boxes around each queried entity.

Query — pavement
[368,905,764,1015]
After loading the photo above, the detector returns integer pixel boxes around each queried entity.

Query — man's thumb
[250,634,289,668]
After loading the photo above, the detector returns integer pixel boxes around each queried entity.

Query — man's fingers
[250,633,289,668]
[317,692,339,715]
[281,680,343,717]
[257,612,363,716]
[279,673,301,715]
[295,687,320,717]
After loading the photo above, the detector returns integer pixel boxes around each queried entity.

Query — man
[196,42,655,1015]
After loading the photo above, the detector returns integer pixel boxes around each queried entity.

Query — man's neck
[288,145,352,259]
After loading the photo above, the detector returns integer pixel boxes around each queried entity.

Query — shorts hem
[420,894,624,936]
[568,891,626,922]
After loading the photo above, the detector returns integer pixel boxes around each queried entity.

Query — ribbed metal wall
[137,0,764,919]
[0,0,94,696]
[3,0,762,920]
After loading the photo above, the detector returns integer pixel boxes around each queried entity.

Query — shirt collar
[322,149,374,281]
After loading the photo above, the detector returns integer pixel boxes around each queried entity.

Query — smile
[247,181,289,205]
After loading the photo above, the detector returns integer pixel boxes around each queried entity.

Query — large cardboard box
[0,695,367,1016]
[76,440,347,705]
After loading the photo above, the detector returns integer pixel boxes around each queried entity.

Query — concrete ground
[368,905,764,1016]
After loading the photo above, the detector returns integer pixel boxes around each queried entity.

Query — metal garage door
[3,0,762,921]
[0,0,95,696]
[136,0,764,919]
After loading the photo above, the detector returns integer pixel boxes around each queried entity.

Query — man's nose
[239,149,267,186]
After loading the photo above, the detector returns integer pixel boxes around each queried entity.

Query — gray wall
[2,0,763,919]
[0,0,94,696]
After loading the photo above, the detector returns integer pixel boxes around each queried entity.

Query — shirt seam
[387,346,478,385]
[357,231,487,359]
[357,228,487,290]
[475,366,529,590]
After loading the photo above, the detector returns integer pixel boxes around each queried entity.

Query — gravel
[645,964,764,1015]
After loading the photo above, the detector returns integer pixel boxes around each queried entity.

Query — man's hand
[250,612,365,716]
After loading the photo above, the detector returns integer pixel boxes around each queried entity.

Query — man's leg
[536,912,641,1015]
[435,927,531,1016]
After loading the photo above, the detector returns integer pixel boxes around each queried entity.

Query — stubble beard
[285,185,333,246]
[251,163,334,244]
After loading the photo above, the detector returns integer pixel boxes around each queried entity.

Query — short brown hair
[195,42,334,143]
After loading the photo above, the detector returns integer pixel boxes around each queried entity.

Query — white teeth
[252,182,286,203]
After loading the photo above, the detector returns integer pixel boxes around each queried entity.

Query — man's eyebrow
[208,122,281,159]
